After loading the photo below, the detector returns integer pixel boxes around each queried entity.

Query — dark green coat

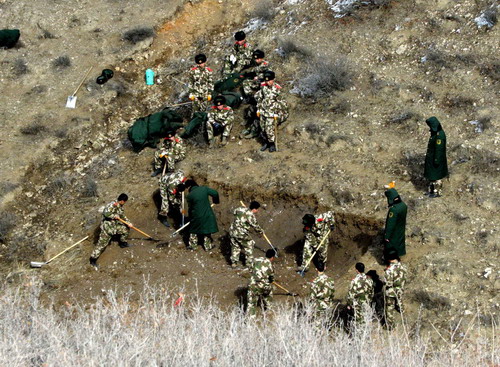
[424,116,448,181]
[384,189,407,257]
[187,186,220,235]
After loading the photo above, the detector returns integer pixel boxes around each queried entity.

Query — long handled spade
[298,229,331,277]
[116,218,160,241]
[65,66,93,109]
[181,192,185,227]
[273,282,299,297]
[239,200,278,256]
[171,203,215,238]
[30,236,89,268]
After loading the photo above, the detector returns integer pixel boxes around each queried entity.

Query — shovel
[65,66,93,108]
[116,218,160,241]
[297,229,331,277]
[30,236,89,268]
[171,203,215,238]
[239,200,278,256]
[273,282,299,297]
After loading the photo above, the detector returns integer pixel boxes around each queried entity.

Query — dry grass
[123,27,155,44]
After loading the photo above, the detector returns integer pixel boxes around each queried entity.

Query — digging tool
[274,123,278,152]
[181,192,185,226]
[166,102,193,108]
[30,236,89,268]
[273,282,298,296]
[171,203,215,237]
[65,66,93,108]
[239,200,278,256]
[116,218,160,241]
[298,229,331,277]
[162,159,167,176]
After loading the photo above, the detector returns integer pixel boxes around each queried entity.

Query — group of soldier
[88,29,450,331]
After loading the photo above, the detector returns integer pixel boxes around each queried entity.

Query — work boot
[119,241,130,248]
[151,168,162,177]
[244,127,259,139]
[241,128,251,136]
[159,217,170,227]
[208,138,215,149]
[89,257,98,270]
[269,142,276,152]
[221,136,228,146]
[260,142,269,151]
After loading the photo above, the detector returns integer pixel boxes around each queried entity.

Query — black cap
[355,262,365,273]
[385,250,400,262]
[234,31,246,41]
[214,95,226,106]
[249,201,260,210]
[264,70,275,81]
[195,54,207,64]
[117,193,128,202]
[316,262,325,272]
[266,249,276,259]
[302,214,315,226]
[253,49,265,59]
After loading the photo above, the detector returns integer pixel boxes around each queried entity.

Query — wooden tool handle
[116,217,153,239]
[72,66,93,96]
[273,282,292,294]
[47,236,89,263]
[302,229,331,271]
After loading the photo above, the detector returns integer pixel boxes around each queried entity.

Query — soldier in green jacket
[184,179,219,251]
[229,201,264,269]
[347,262,374,324]
[90,193,132,269]
[247,249,276,317]
[384,251,408,330]
[424,116,448,197]
[384,188,407,257]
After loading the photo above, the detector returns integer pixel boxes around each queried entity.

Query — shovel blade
[30,261,46,268]
[65,95,77,108]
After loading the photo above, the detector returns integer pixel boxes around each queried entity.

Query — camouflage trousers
[91,221,129,259]
[247,283,273,316]
[192,96,210,114]
[206,121,233,141]
[351,301,371,325]
[153,151,178,172]
[188,234,214,251]
[242,79,259,97]
[385,295,404,329]
[302,240,328,271]
[429,180,443,196]
[229,234,255,268]
[259,116,276,143]
[159,188,181,217]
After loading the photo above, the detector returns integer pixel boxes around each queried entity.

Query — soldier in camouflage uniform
[206,95,234,147]
[247,249,276,317]
[241,50,270,99]
[255,71,289,152]
[310,263,336,327]
[151,132,187,177]
[229,201,263,269]
[300,211,335,273]
[158,170,187,227]
[188,53,214,114]
[347,263,375,324]
[90,193,132,269]
[222,31,253,78]
[384,251,408,329]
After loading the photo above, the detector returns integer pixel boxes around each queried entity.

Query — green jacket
[187,186,219,235]
[384,189,407,256]
[424,116,448,181]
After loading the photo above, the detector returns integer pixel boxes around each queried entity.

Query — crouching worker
[206,95,234,148]
[151,131,186,177]
[90,193,132,269]
[247,249,276,317]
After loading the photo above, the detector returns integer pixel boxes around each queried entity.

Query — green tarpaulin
[213,73,245,94]
[0,29,20,49]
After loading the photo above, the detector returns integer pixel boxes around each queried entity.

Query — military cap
[195,53,207,64]
[234,31,246,41]
[264,70,275,81]
[214,95,226,106]
[252,49,265,59]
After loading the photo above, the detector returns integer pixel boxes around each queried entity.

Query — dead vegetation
[0,211,16,243]
[12,58,29,76]
[123,27,155,44]
[19,123,47,136]
[249,0,276,21]
[412,290,451,311]
[52,55,71,69]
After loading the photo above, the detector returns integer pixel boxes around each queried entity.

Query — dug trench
[36,178,382,309]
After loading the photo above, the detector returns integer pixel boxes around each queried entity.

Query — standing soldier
[346,262,374,325]
[384,251,408,329]
[184,179,220,251]
[310,263,336,325]
[229,201,264,269]
[206,95,234,147]
[247,249,277,317]
[384,187,407,257]
[151,132,186,177]
[222,31,253,78]
[255,71,289,152]
[158,170,187,227]
[424,116,448,197]
[188,53,214,114]
[299,211,335,273]
[89,193,132,269]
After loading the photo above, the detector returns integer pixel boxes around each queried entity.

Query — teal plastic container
[145,69,155,85]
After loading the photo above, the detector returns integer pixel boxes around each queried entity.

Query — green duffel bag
[0,29,20,49]
[213,73,245,94]
[221,91,243,109]
[180,112,208,139]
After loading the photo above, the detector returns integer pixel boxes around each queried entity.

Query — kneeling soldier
[151,132,186,177]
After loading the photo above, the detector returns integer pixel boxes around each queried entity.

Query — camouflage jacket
[229,207,263,238]
[101,201,129,223]
[159,170,186,197]
[384,261,407,298]
[207,106,234,127]
[310,273,336,311]
[158,135,186,160]
[304,211,335,248]
[188,65,214,97]
[243,60,270,82]
[229,41,253,71]
[250,257,274,288]
[255,82,287,117]
[347,273,374,307]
